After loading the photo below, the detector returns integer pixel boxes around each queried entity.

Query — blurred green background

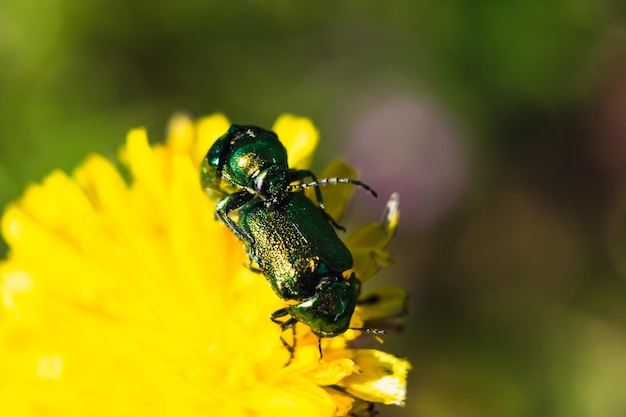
[2,1,626,416]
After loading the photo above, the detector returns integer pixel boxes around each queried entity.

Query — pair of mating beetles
[200,125,381,352]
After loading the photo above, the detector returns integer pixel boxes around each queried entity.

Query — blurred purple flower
[345,94,469,229]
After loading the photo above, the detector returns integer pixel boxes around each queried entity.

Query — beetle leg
[243,245,264,270]
[270,308,299,363]
[215,191,254,243]
[289,169,325,209]
[289,169,346,232]
[319,210,346,232]
[243,262,263,274]
[215,191,264,266]
[317,338,323,360]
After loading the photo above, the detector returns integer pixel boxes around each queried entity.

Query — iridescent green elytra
[239,192,357,338]
[200,125,377,264]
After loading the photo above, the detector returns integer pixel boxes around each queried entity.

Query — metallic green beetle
[238,191,358,338]
[200,124,381,344]
[200,125,376,264]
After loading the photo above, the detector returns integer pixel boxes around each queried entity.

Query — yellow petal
[340,349,411,406]
[346,193,400,282]
[345,193,399,249]
[167,113,196,154]
[192,113,231,168]
[304,160,360,223]
[325,388,356,416]
[272,114,319,169]
[356,287,408,321]
[306,358,357,386]
[73,154,130,215]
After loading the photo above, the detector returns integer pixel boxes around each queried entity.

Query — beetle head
[287,276,357,338]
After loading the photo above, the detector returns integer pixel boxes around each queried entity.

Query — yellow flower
[0,113,410,417]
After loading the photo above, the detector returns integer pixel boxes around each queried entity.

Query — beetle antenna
[316,328,385,362]
[289,178,378,198]
[349,327,385,344]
